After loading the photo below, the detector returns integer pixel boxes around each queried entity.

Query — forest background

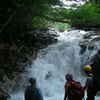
[0,0,100,72]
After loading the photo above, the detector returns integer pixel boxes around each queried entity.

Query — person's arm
[37,87,44,100]
[24,86,30,100]
[83,85,87,90]
[64,89,67,100]
[83,76,93,90]
[64,83,70,100]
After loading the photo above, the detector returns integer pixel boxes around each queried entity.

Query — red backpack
[67,81,84,100]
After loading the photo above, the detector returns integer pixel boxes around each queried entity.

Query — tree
[0,0,65,43]
[0,0,100,42]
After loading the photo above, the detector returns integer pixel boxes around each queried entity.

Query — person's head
[65,73,73,81]
[29,77,36,85]
[83,65,92,75]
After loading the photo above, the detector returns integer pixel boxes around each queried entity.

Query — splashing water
[8,30,100,100]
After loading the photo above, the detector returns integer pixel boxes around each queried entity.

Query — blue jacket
[25,84,43,100]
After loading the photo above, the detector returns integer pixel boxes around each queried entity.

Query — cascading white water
[7,30,100,100]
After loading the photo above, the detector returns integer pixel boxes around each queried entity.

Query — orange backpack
[67,81,84,100]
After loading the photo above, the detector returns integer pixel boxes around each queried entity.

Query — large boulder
[79,30,100,77]
[90,49,100,77]
[0,69,11,100]
[0,89,10,100]
[79,31,100,54]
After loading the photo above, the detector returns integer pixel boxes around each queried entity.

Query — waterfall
[7,30,100,100]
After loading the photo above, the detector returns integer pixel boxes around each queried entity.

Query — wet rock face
[90,50,100,77]
[0,27,59,99]
[79,31,100,54]
[0,89,10,100]
[79,30,100,77]
[0,69,11,100]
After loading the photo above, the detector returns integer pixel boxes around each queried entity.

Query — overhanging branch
[30,12,70,23]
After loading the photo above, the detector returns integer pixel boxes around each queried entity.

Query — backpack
[68,81,84,100]
[91,75,100,92]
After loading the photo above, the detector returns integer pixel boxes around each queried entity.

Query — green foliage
[69,3,100,27]
[1,0,100,40]
[53,22,69,31]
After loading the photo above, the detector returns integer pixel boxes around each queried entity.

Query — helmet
[65,73,73,81]
[29,77,36,84]
[83,65,92,72]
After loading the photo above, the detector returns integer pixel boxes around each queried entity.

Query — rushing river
[7,30,100,100]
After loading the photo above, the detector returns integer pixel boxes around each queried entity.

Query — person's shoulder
[65,82,71,87]
[26,85,31,89]
[34,85,41,91]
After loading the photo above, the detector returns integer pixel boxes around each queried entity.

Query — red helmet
[65,73,73,81]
